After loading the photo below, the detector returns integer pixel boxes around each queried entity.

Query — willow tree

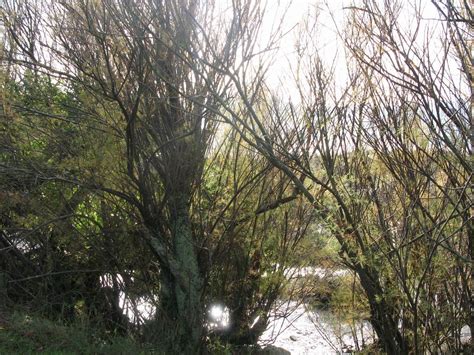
[1,0,316,351]
[194,0,473,353]
[343,1,473,352]
[1,0,278,351]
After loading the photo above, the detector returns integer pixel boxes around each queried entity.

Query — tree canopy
[0,0,472,354]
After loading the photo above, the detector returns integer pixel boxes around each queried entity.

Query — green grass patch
[0,312,159,354]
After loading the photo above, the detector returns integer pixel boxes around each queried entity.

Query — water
[101,271,375,354]
[260,301,374,354]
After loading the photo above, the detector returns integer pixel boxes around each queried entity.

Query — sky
[261,0,346,95]
[259,0,444,99]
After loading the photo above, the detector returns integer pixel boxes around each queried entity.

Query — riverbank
[260,301,375,354]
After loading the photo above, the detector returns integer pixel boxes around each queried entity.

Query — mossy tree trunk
[146,196,204,352]
[171,200,203,352]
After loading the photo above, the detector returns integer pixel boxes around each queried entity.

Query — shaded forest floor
[0,310,274,354]
[0,310,156,354]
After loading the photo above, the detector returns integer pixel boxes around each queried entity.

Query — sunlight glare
[208,303,230,329]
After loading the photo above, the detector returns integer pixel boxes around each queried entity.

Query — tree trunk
[467,210,474,353]
[151,196,204,353]
[356,266,407,354]
[171,200,203,353]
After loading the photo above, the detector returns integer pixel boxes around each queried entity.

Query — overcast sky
[260,0,443,99]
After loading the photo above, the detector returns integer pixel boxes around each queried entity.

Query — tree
[1,0,305,351]
[343,0,472,351]
[194,0,472,353]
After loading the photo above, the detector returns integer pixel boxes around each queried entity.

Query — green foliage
[206,338,233,355]
[330,274,370,324]
[1,0,471,353]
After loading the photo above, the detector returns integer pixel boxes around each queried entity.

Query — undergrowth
[0,311,159,354]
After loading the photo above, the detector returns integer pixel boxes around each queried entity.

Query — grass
[0,311,159,354]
